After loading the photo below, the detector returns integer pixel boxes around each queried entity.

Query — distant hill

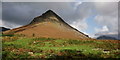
[97,35,118,40]
[3,10,89,40]
[0,27,10,32]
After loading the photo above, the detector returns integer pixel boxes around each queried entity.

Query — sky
[0,0,119,38]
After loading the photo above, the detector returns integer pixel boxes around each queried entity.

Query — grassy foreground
[1,35,120,59]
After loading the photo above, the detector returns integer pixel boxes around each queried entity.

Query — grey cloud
[0,2,1,17]
[118,1,120,39]
[2,2,93,29]
[94,2,118,35]
[2,2,75,28]
[75,2,93,20]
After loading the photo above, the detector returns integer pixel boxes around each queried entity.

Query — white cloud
[94,15,118,32]
[0,19,2,27]
[2,20,22,29]
[94,2,118,37]
[71,19,88,31]
[95,26,109,33]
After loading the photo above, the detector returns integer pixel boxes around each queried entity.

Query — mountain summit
[30,10,67,25]
[3,10,89,40]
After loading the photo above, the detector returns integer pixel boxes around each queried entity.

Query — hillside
[3,10,89,40]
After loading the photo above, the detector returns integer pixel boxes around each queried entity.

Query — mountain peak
[29,10,63,25]
[42,10,58,17]
[45,10,55,14]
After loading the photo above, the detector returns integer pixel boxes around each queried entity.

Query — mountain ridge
[97,35,119,40]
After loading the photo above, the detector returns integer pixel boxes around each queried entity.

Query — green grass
[2,36,120,59]
[1,34,14,37]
